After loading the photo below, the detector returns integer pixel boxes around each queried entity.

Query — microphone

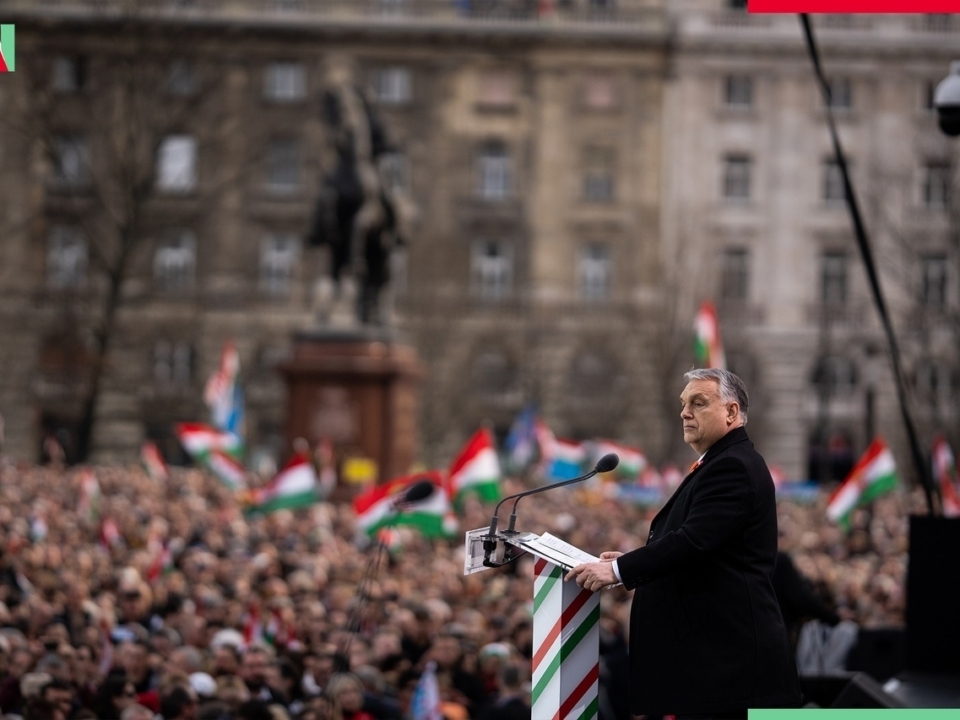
[482,453,619,567]
[393,479,435,507]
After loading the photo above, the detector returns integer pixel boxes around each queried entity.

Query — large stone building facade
[0,0,673,470]
[1,0,957,481]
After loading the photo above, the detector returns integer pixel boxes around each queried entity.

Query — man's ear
[727,402,740,424]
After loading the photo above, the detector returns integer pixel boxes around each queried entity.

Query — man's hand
[565,560,618,592]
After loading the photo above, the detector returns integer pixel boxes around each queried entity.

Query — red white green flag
[354,471,455,538]
[932,435,960,518]
[694,300,726,369]
[141,441,169,482]
[593,440,647,482]
[77,469,101,524]
[245,453,318,515]
[206,449,247,491]
[447,428,501,506]
[826,438,899,529]
[176,422,242,459]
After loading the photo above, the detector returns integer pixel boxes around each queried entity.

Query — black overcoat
[615,426,801,715]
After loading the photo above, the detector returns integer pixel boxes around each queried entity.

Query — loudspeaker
[906,516,960,673]
[832,672,906,708]
[846,627,905,682]
[799,673,855,708]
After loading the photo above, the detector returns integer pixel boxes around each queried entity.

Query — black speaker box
[846,626,905,682]
[906,516,960,673]
[832,672,906,708]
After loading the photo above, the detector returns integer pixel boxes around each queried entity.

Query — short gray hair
[683,368,749,425]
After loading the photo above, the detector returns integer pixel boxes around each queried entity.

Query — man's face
[680,378,738,455]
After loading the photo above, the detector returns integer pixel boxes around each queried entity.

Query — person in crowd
[159,685,198,720]
[92,672,136,720]
[567,368,801,718]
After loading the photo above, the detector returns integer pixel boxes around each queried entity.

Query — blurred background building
[0,0,957,482]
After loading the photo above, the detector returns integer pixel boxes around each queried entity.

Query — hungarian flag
[932,436,960,518]
[146,540,173,582]
[593,440,647,482]
[204,340,244,437]
[77,469,101,524]
[206,450,246,491]
[694,300,726,369]
[535,421,586,482]
[354,471,455,538]
[827,438,899,529]
[245,453,318,514]
[98,517,123,550]
[447,429,501,506]
[175,422,242,460]
[141,441,168,482]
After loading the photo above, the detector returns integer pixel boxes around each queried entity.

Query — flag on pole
[932,436,960,518]
[175,422,242,460]
[146,540,173,583]
[98,517,123,550]
[694,300,726,369]
[244,453,319,515]
[140,441,168,482]
[77,469,101,524]
[504,405,538,472]
[535,421,586,482]
[354,471,454,538]
[206,449,247,491]
[410,662,443,720]
[826,438,899,530]
[204,341,244,437]
[592,440,647,482]
[447,428,501,506]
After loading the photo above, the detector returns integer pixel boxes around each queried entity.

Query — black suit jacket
[616,426,800,715]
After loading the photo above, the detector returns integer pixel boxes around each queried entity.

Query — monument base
[279,327,421,494]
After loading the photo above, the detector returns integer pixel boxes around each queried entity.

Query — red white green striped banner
[531,557,600,720]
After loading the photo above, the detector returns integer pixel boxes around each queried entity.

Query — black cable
[800,14,938,516]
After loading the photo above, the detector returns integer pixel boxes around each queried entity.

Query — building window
[821,251,847,306]
[264,62,306,102]
[721,248,749,302]
[578,243,611,301]
[921,254,948,309]
[823,159,847,203]
[827,77,852,110]
[479,70,515,109]
[47,226,87,289]
[923,162,950,209]
[52,56,86,92]
[156,135,197,193]
[379,151,410,193]
[924,80,938,112]
[583,147,614,203]
[471,240,512,300]
[724,75,753,108]
[477,144,512,201]
[471,351,515,398]
[584,73,616,110]
[812,355,857,396]
[723,154,752,201]
[260,234,300,295]
[265,139,300,194]
[167,59,197,96]
[374,67,412,105]
[914,359,953,404]
[153,341,193,387]
[52,135,90,187]
[154,230,196,291]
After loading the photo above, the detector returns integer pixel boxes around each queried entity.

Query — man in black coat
[567,368,800,718]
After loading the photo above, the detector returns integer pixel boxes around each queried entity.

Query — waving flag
[141,441,169,482]
[932,436,960,518]
[411,662,443,720]
[592,440,647,482]
[827,438,899,530]
[354,471,454,538]
[204,341,244,437]
[207,450,247,491]
[694,300,726,369]
[176,422,242,460]
[245,453,318,514]
[77,469,101,524]
[536,421,586,482]
[448,428,501,506]
[504,405,538,472]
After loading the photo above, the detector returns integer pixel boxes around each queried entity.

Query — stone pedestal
[279,328,422,486]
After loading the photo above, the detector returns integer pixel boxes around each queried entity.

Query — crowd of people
[0,455,925,720]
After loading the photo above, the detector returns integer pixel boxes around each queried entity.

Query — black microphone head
[403,479,435,503]
[595,453,620,474]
